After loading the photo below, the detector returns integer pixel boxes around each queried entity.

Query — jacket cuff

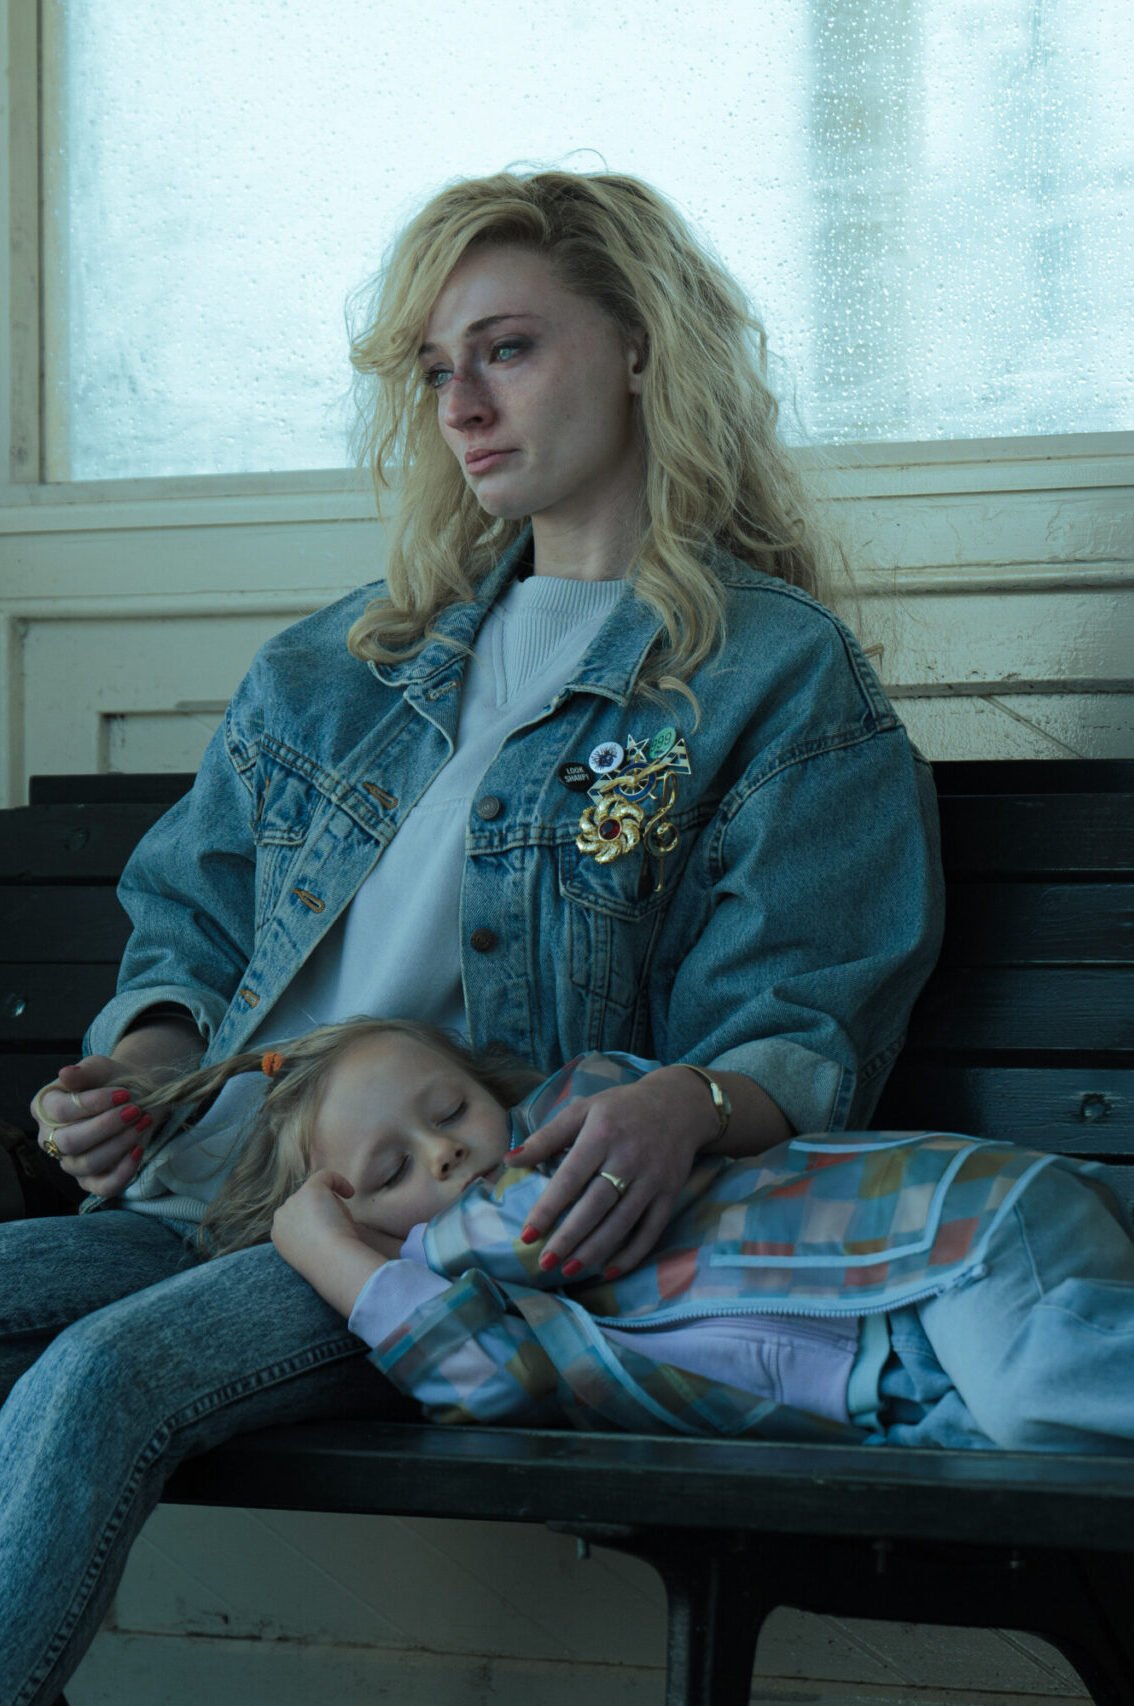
[348,1260,450,1350]
[708,1037,847,1136]
[84,984,223,1060]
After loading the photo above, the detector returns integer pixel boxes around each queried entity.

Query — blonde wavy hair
[124,1018,540,1260]
[347,168,845,689]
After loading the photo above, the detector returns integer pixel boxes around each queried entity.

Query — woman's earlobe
[628,347,648,396]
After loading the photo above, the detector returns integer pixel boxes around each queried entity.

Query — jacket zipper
[590,1265,986,1329]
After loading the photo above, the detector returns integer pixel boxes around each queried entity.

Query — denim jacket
[87,530,943,1184]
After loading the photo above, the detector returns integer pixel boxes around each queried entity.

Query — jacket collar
[370,525,666,705]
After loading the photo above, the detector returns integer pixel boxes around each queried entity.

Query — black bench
[2,760,1132,1706]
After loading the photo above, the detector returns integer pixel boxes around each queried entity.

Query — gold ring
[31,1085,65,1162]
[598,1170,628,1197]
[30,1085,60,1126]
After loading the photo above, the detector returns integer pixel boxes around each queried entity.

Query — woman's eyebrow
[418,312,543,359]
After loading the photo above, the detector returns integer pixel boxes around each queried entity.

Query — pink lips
[465,449,513,474]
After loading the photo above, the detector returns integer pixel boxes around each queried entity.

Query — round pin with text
[559,761,595,792]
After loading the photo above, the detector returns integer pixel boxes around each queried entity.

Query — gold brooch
[574,730,690,891]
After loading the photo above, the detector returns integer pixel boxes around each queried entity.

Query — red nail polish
[118,1104,140,1124]
[135,1115,152,1134]
[539,1250,559,1271]
[520,1225,540,1245]
[130,1145,144,1163]
[111,1089,131,1106]
[562,1259,583,1279]
[603,1265,622,1281]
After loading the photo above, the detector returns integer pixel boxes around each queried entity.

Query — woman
[4,170,942,1703]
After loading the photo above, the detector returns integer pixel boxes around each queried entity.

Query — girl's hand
[31,1055,162,1198]
[271,1170,363,1263]
[508,1067,720,1279]
[271,1171,397,1319]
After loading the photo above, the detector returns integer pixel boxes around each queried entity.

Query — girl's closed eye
[437,1099,467,1126]
[378,1154,409,1191]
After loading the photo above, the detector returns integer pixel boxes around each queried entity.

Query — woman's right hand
[31,1055,160,1198]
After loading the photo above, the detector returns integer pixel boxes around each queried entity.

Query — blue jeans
[877,1163,1134,1451]
[0,1209,404,1706]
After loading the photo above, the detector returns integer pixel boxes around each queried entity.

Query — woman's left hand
[508,1067,720,1277]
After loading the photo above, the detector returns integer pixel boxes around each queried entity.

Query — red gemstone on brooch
[598,819,621,840]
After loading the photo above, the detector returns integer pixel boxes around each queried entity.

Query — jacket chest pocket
[251,765,317,930]
[555,785,713,1025]
[558,842,673,1016]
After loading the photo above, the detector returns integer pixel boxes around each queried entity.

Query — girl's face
[310,1034,512,1243]
[419,244,645,537]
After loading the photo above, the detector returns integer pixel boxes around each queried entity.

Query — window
[41,0,1133,481]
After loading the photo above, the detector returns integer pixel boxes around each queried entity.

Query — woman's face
[419,245,645,534]
[309,1034,512,1243]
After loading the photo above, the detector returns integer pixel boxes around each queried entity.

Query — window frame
[2,0,1131,532]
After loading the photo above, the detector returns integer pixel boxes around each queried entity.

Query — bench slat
[0,1052,82,1130]
[28,772,194,807]
[0,887,131,961]
[0,964,119,1042]
[905,967,1132,1054]
[927,759,1134,795]
[941,881,1134,964]
[0,804,172,881]
[164,1420,1134,1554]
[939,792,1134,876]
[875,1065,1133,1153]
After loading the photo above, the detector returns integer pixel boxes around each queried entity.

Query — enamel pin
[574,727,691,891]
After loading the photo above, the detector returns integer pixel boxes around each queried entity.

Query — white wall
[3,438,1132,809]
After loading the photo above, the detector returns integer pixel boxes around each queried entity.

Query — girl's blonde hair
[126,1018,540,1260]
[347,168,845,690]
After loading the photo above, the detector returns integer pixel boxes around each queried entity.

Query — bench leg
[554,1525,767,1706]
[554,1527,1134,1706]
[659,1533,768,1706]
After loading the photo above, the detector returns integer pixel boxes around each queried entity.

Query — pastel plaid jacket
[368,1053,1109,1439]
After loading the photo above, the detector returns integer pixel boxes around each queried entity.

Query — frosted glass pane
[47,0,1134,479]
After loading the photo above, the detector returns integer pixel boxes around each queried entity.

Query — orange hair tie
[261,1050,286,1079]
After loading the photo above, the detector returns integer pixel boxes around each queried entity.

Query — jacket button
[469,928,498,953]
[476,795,503,820]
